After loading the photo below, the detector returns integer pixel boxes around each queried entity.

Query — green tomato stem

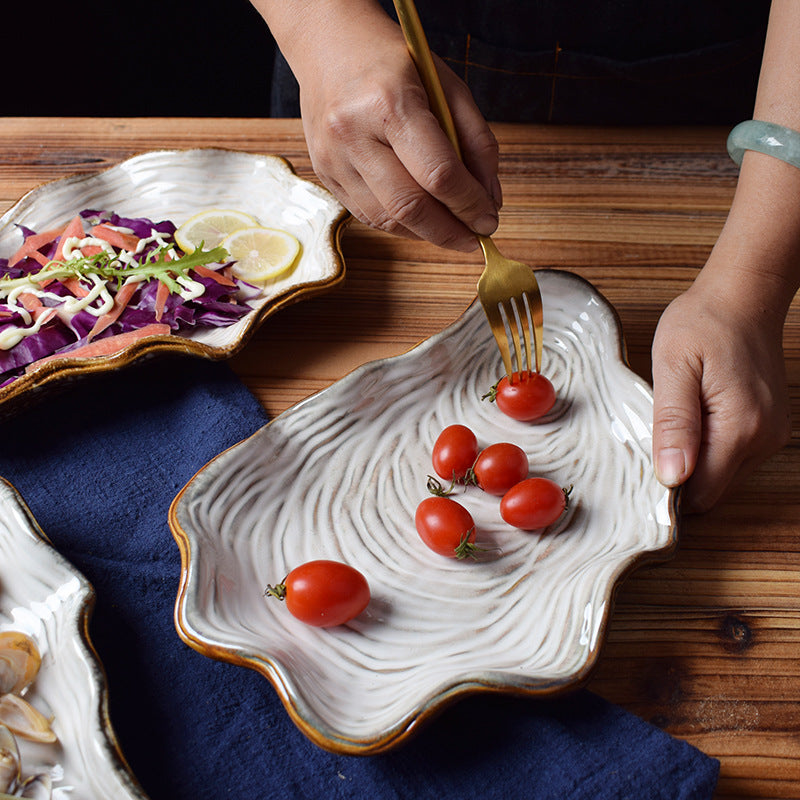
[264,582,287,601]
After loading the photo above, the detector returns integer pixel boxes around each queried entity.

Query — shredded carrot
[91,224,140,252]
[15,293,56,324]
[35,308,57,326]
[86,280,139,342]
[80,245,104,257]
[15,293,58,324]
[29,216,87,290]
[9,226,66,267]
[154,280,170,322]
[61,277,90,298]
[53,216,85,262]
[16,292,43,312]
[192,264,238,288]
[27,251,52,267]
[26,323,172,372]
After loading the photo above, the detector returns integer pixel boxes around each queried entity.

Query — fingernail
[474,213,498,236]
[656,447,686,486]
[491,176,503,209]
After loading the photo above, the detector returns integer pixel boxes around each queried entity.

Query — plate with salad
[0,478,149,799]
[0,148,348,414]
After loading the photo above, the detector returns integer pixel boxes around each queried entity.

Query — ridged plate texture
[0,148,347,413]
[170,269,678,754]
[0,479,147,798]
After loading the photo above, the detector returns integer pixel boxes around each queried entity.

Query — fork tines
[491,291,540,376]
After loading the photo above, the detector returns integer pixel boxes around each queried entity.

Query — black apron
[271,0,771,124]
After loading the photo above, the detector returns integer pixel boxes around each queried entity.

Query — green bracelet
[727,119,800,169]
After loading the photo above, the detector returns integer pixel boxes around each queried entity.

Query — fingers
[651,292,791,514]
[314,131,484,251]
[321,172,422,243]
[299,43,500,251]
[377,106,499,247]
[441,63,502,209]
[680,378,791,513]
[651,346,703,492]
[315,98,499,250]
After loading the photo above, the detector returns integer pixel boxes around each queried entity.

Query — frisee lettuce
[0,243,230,296]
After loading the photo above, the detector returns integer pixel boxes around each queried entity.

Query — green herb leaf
[0,244,230,297]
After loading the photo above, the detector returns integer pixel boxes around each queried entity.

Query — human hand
[651,276,791,513]
[286,5,501,251]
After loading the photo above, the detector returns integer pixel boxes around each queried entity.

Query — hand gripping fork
[393,0,544,376]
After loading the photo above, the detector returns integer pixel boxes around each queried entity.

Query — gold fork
[392,0,544,375]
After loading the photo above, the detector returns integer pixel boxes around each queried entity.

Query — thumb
[651,360,703,488]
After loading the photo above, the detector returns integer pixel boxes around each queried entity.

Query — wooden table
[1,118,797,799]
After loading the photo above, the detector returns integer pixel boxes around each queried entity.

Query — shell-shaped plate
[0,148,348,414]
[0,478,148,797]
[170,269,679,754]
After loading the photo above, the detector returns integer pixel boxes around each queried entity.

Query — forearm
[249,0,395,77]
[247,0,499,250]
[699,0,800,324]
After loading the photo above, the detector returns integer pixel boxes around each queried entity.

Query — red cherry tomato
[470,442,528,496]
[266,560,370,627]
[432,424,479,482]
[488,371,556,421]
[415,496,479,559]
[500,477,568,530]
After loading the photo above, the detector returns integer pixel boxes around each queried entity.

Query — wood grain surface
[1,117,798,799]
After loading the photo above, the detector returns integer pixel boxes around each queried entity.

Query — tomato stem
[427,474,459,496]
[264,582,287,601]
[462,465,478,488]
[480,381,499,403]
[454,529,488,560]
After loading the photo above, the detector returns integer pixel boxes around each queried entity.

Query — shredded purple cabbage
[0,210,255,385]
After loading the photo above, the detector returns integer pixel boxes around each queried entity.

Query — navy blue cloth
[0,358,719,799]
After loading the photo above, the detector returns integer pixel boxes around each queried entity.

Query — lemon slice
[174,209,260,254]
[222,226,301,284]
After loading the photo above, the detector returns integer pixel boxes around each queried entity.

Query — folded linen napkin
[0,358,719,800]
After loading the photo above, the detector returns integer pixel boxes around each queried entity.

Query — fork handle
[392,0,462,159]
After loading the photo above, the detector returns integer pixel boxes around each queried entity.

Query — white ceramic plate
[169,270,678,754]
[0,148,348,414]
[0,478,148,798]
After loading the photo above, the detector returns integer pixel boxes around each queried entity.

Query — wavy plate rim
[0,147,350,414]
[0,476,150,798]
[169,268,680,755]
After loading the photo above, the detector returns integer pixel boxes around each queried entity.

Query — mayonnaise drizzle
[0,226,216,351]
[0,310,52,350]
[61,236,116,260]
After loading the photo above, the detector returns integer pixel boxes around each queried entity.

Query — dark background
[6,1,771,123]
[5,0,276,117]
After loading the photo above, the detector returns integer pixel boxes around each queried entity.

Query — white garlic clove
[0,696,56,745]
[0,633,41,696]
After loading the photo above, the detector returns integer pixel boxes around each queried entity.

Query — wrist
[253,0,394,77]
[701,141,800,322]
[695,228,797,333]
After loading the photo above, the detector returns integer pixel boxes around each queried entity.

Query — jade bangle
[727,119,800,169]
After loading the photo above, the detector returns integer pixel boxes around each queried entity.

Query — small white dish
[170,269,678,754]
[0,478,148,798]
[0,148,348,414]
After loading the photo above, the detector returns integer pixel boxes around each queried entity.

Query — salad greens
[0,209,255,387]
[0,243,230,295]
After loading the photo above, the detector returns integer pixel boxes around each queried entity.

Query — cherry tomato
[500,477,569,530]
[415,496,479,559]
[470,442,528,495]
[432,424,479,482]
[486,371,556,421]
[265,560,370,627]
